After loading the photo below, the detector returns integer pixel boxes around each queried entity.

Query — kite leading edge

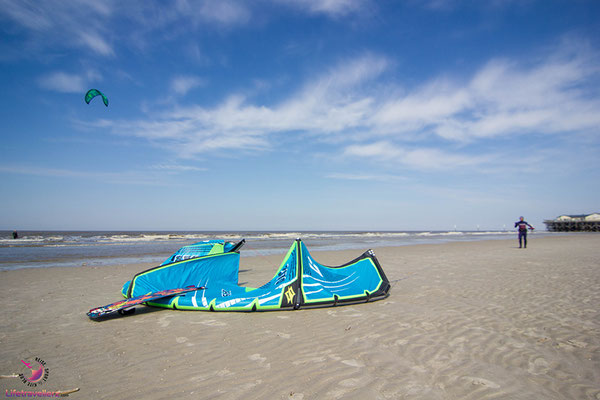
[84,89,108,107]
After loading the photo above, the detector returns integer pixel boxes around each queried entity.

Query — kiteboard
[87,286,203,319]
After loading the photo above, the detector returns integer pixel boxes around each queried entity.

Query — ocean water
[0,230,556,271]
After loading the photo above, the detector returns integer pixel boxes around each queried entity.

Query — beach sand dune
[1,235,599,399]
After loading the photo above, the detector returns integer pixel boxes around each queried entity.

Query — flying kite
[84,89,108,107]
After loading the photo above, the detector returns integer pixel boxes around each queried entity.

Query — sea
[0,230,558,271]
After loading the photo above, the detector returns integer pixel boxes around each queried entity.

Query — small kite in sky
[84,88,108,107]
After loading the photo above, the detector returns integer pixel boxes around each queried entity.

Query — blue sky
[1,0,599,231]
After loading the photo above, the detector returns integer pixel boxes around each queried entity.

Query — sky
[0,0,599,231]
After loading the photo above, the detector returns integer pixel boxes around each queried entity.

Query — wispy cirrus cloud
[0,0,252,58]
[274,0,369,17]
[38,72,86,93]
[0,163,203,186]
[100,54,388,156]
[95,40,598,172]
[0,0,376,61]
[37,69,102,93]
[170,75,206,96]
[342,141,492,170]
[150,163,207,172]
[369,42,600,141]
[78,31,114,57]
[0,0,114,56]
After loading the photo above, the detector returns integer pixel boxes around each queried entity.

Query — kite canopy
[160,239,244,265]
[84,88,108,107]
[121,239,390,311]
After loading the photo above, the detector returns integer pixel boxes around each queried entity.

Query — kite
[84,88,108,107]
[86,238,390,317]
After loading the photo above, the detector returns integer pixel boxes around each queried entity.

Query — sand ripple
[0,236,599,399]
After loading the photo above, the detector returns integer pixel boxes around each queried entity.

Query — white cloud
[151,163,207,172]
[123,0,252,33]
[371,79,471,134]
[0,163,199,186]
[78,31,114,56]
[170,75,206,95]
[0,0,252,59]
[343,141,400,159]
[0,165,88,178]
[275,0,368,16]
[103,54,389,156]
[0,0,54,30]
[0,0,115,56]
[97,42,599,172]
[369,44,600,141]
[342,141,490,170]
[38,72,85,93]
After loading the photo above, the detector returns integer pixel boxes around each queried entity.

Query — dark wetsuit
[514,220,533,248]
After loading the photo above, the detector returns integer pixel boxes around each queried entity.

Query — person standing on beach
[514,217,534,248]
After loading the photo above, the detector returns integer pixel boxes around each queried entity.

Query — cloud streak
[103,54,388,156]
[342,141,492,170]
[38,72,86,93]
[0,0,115,56]
[275,0,370,17]
[96,40,598,172]
[1,0,380,61]
[0,163,203,186]
[170,75,206,95]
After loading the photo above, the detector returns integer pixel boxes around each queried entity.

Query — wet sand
[1,234,599,399]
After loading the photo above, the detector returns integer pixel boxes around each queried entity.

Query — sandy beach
[1,234,599,399]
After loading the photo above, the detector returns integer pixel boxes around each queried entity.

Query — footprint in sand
[198,319,227,327]
[338,378,363,388]
[292,356,326,365]
[249,353,266,362]
[462,376,500,389]
[528,357,550,375]
[397,322,412,330]
[420,321,436,331]
[341,359,365,368]
[215,368,234,377]
[249,353,271,369]
[157,315,172,327]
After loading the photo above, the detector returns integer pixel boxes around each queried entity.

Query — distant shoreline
[0,231,583,271]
